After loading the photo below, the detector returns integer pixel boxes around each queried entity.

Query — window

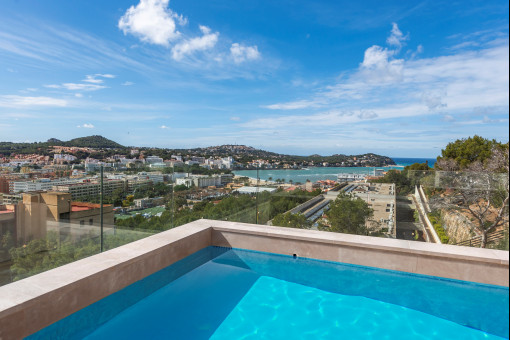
[89,219,94,225]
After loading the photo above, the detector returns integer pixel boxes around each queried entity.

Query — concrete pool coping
[0,219,508,339]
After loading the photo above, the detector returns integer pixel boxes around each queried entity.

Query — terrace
[0,167,508,339]
[0,219,508,338]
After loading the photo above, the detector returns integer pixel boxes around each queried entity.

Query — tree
[174,184,189,192]
[272,212,311,229]
[436,135,501,170]
[371,170,412,195]
[325,193,373,235]
[111,188,124,207]
[433,144,509,248]
[405,162,432,171]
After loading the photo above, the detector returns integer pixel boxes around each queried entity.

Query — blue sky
[0,0,508,157]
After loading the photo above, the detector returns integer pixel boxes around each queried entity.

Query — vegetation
[432,137,509,248]
[0,135,124,156]
[413,210,420,223]
[436,135,506,170]
[370,161,434,196]
[8,230,149,282]
[322,193,373,235]
[272,212,312,229]
[113,188,322,232]
[64,135,124,149]
[428,212,450,244]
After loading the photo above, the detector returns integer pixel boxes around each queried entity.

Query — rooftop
[0,220,507,338]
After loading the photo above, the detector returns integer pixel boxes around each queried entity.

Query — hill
[0,135,124,156]
[65,135,124,149]
[0,138,395,166]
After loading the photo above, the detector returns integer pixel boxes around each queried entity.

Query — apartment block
[53,179,125,201]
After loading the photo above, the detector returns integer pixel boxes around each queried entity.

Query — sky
[0,0,508,157]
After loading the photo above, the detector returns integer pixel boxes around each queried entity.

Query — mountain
[65,135,124,149]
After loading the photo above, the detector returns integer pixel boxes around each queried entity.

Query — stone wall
[441,210,477,244]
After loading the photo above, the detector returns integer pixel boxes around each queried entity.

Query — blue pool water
[30,247,509,339]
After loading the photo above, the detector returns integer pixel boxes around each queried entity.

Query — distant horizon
[1,134,443,159]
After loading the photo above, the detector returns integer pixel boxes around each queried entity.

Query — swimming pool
[30,246,509,339]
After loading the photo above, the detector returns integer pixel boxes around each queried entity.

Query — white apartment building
[53,154,77,162]
[53,179,125,201]
[176,178,194,188]
[145,156,164,164]
[12,178,82,193]
[135,172,165,184]
[192,175,221,188]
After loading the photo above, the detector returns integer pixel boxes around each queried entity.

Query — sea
[233,157,436,183]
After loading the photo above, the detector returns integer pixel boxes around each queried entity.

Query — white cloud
[171,26,218,61]
[121,81,135,86]
[230,43,260,63]
[263,23,509,118]
[359,45,404,84]
[421,90,447,110]
[75,93,83,98]
[83,74,116,84]
[230,116,241,121]
[77,123,95,129]
[0,95,68,108]
[45,83,107,91]
[442,114,455,122]
[83,75,104,84]
[118,0,185,46]
[160,125,170,129]
[386,23,408,50]
[263,100,322,110]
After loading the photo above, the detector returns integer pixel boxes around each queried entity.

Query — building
[235,187,278,194]
[351,183,396,237]
[0,177,11,194]
[168,172,188,183]
[145,156,164,165]
[219,173,234,185]
[1,192,114,246]
[176,178,194,188]
[133,197,165,209]
[0,174,26,194]
[53,179,125,201]
[0,205,16,247]
[136,172,165,184]
[0,193,23,205]
[53,154,77,164]
[192,175,221,188]
[125,176,153,194]
[337,173,366,182]
[12,178,82,193]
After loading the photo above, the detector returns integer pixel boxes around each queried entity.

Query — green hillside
[66,135,124,149]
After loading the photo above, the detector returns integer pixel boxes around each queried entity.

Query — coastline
[233,158,436,184]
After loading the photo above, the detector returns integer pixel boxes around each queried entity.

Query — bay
[233,158,436,183]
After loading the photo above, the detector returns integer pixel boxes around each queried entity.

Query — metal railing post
[100,165,104,252]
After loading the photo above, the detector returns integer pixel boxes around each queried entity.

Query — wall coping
[203,219,509,265]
